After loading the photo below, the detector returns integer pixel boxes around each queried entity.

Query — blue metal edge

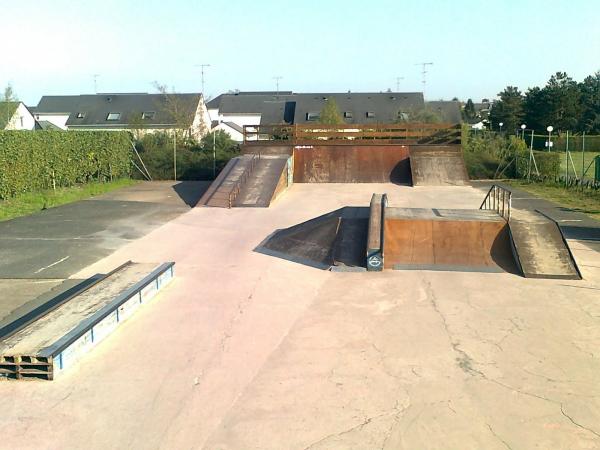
[39,262,175,358]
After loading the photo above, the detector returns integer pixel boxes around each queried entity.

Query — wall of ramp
[293,145,411,183]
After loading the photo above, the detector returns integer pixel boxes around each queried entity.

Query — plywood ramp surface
[384,215,514,272]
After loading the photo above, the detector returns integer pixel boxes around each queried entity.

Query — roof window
[366,111,375,118]
[142,111,155,119]
[344,111,353,118]
[306,112,320,121]
[76,112,85,119]
[106,112,121,121]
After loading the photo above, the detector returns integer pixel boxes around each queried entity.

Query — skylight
[76,112,85,119]
[106,112,121,121]
[142,111,155,119]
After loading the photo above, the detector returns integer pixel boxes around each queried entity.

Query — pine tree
[319,98,344,125]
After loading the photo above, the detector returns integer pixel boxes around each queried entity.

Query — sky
[1,0,599,106]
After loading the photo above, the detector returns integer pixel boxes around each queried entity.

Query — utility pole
[273,76,283,95]
[396,77,404,92]
[93,74,99,94]
[196,64,211,94]
[415,62,433,96]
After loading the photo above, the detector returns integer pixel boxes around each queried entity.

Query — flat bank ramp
[234,156,289,207]
[197,155,254,208]
[384,208,516,272]
[409,146,470,186]
[509,210,580,279]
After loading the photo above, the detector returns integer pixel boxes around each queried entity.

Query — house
[0,101,37,130]
[426,101,463,124]
[211,121,244,142]
[34,93,211,139]
[206,91,428,138]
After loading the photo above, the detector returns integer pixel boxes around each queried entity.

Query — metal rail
[480,184,512,221]
[228,153,261,208]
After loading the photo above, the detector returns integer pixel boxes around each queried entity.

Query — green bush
[515,150,561,178]
[0,130,131,199]
[133,130,240,181]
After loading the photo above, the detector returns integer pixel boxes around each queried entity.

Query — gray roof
[36,93,202,129]
[208,91,425,125]
[426,101,462,123]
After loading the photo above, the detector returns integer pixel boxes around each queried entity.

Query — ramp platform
[0,261,174,380]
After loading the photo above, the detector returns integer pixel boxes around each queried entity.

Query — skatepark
[1,124,600,448]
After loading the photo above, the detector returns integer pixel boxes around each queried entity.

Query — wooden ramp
[384,208,516,272]
[234,156,289,207]
[409,146,470,186]
[509,210,581,279]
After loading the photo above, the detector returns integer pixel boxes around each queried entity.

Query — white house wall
[5,103,36,130]
[35,113,69,130]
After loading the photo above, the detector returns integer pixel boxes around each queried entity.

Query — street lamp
[499,122,504,133]
[521,124,526,139]
[546,125,553,152]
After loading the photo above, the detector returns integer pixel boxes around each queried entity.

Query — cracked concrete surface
[1,183,599,449]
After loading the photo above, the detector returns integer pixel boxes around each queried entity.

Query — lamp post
[521,124,526,139]
[499,122,503,133]
[546,125,553,152]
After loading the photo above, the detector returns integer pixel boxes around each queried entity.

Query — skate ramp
[254,207,369,270]
[409,146,469,186]
[234,156,290,207]
[384,208,516,273]
[197,155,255,208]
[293,145,411,183]
[509,210,581,279]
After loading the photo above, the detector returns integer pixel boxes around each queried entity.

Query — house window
[106,112,121,121]
[306,112,320,121]
[344,111,353,119]
[366,111,375,118]
[20,117,24,127]
[76,112,85,119]
[142,111,155,119]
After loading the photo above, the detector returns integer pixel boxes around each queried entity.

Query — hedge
[0,130,132,199]
[515,150,561,178]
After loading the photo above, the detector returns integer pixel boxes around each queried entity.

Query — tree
[319,98,344,125]
[463,98,476,121]
[153,82,209,140]
[397,106,443,124]
[523,86,548,132]
[544,72,582,131]
[2,84,18,129]
[489,86,524,133]
[578,72,600,133]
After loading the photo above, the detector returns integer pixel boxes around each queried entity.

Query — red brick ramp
[409,146,469,186]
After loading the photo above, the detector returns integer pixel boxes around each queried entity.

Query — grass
[506,179,600,221]
[0,178,138,222]
[557,151,600,180]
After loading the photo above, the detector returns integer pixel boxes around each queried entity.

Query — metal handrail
[480,184,512,221]
[228,153,261,208]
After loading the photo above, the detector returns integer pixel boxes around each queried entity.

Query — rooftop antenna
[415,62,433,96]
[396,76,404,92]
[93,74,99,94]
[195,64,211,95]
[273,76,283,95]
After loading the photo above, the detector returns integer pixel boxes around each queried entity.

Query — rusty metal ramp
[384,208,517,273]
[508,210,581,279]
[254,207,369,270]
[409,146,470,186]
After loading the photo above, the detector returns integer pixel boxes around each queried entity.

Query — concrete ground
[1,183,600,449]
[0,181,208,329]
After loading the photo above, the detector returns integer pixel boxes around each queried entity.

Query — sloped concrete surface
[1,184,599,449]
